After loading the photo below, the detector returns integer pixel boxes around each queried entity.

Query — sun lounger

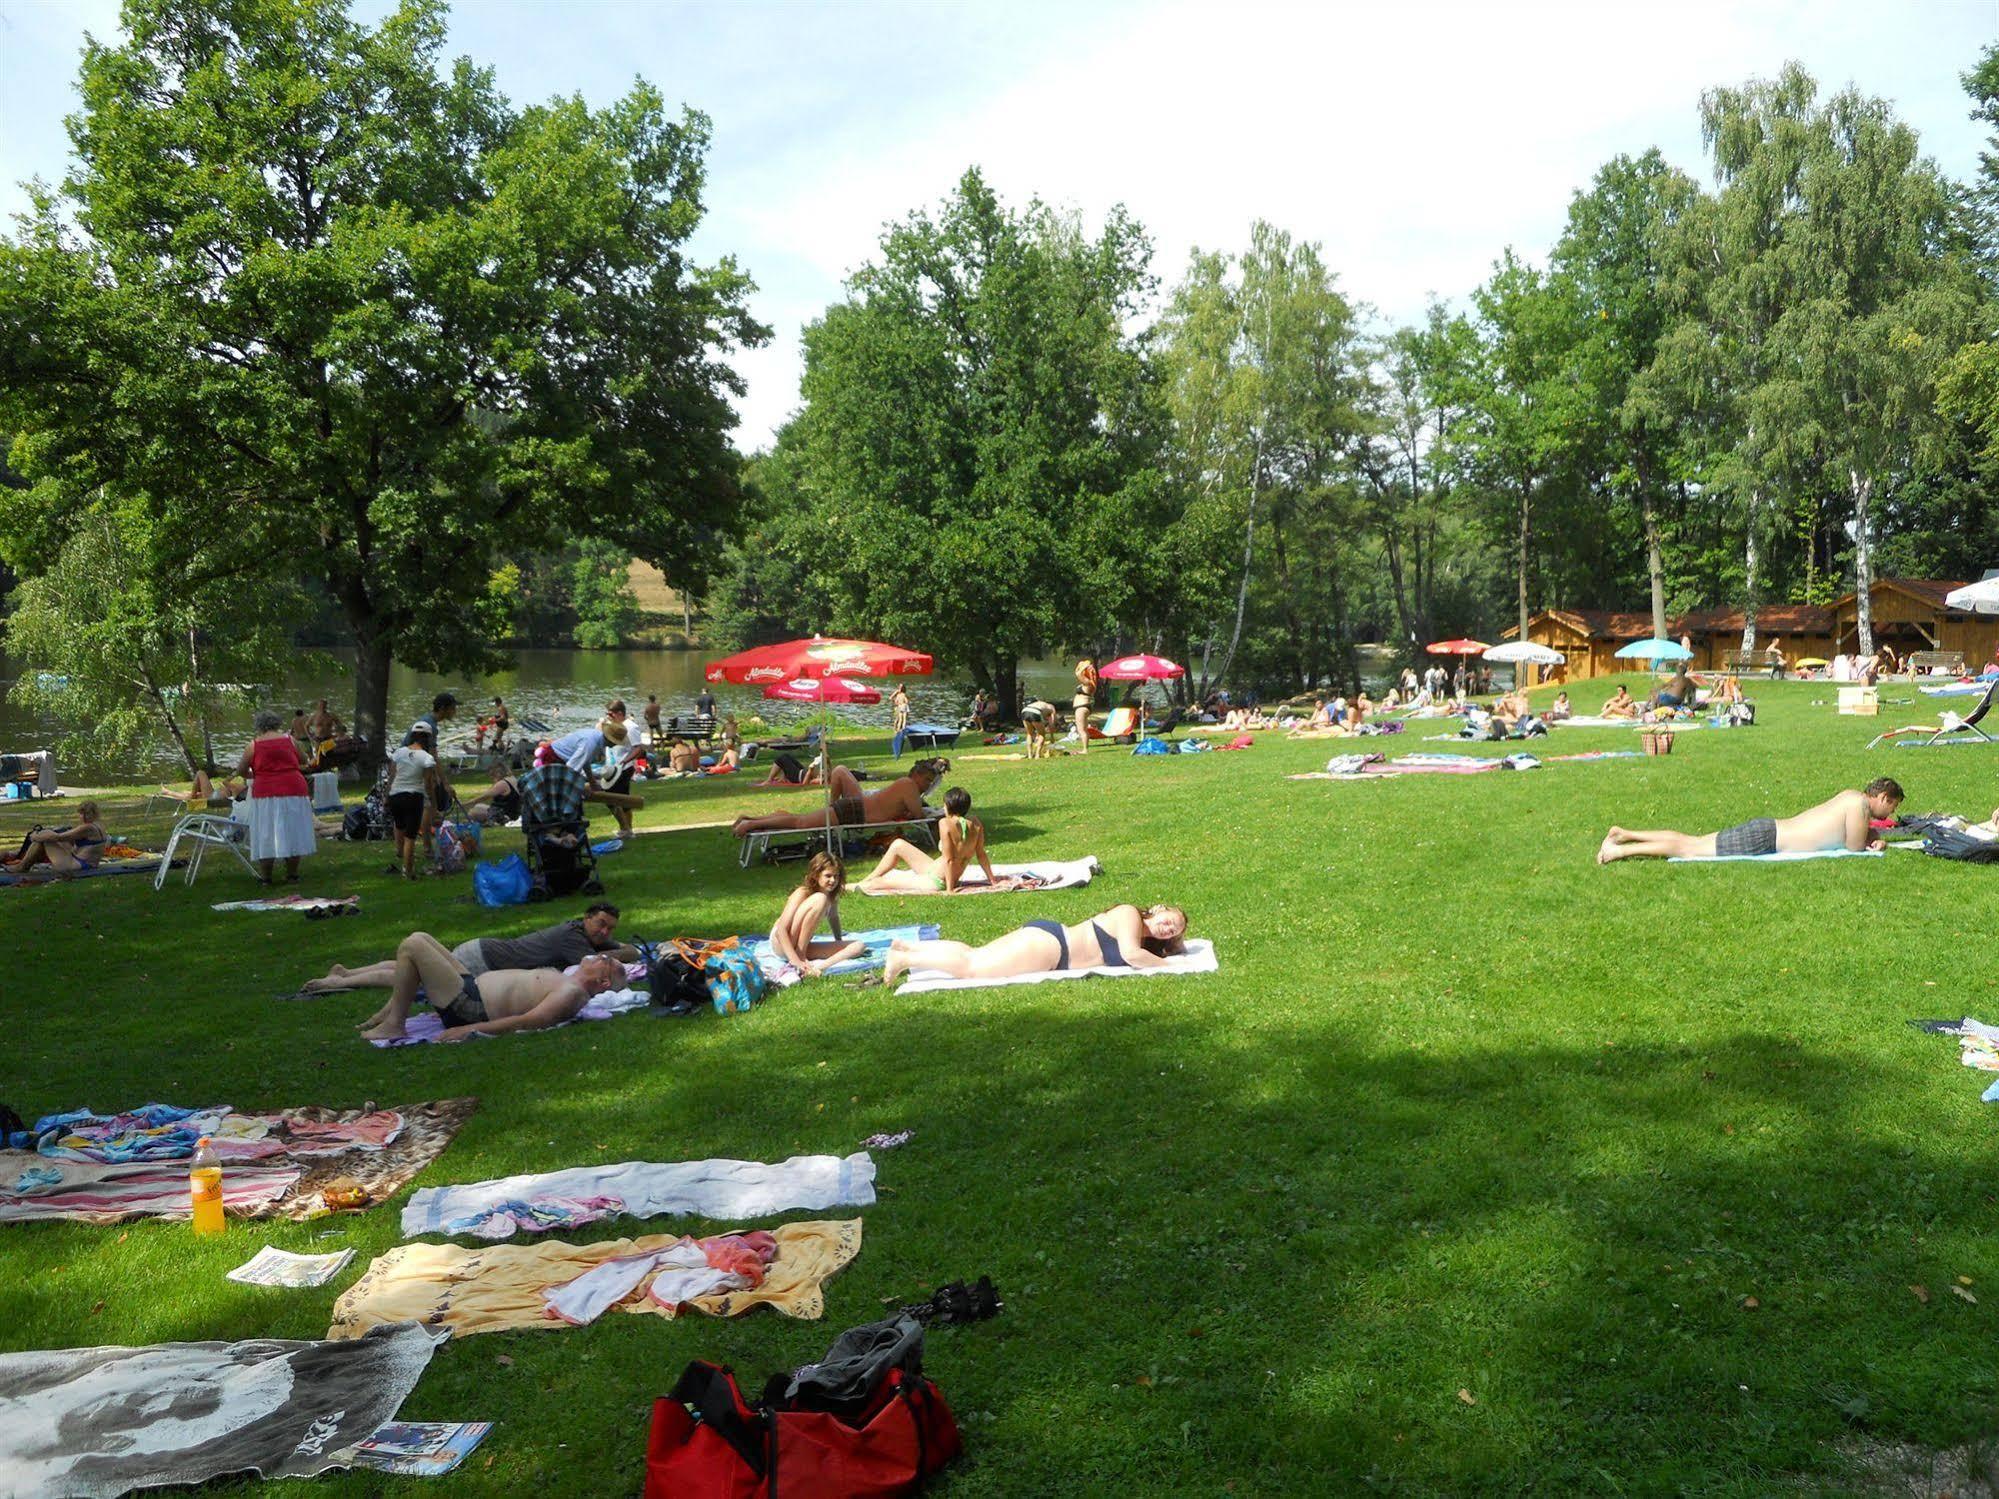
[154,811,259,889]
[738,808,944,868]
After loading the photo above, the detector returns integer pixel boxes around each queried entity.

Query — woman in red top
[235,708,316,883]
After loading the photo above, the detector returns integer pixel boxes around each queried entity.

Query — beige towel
[328,1218,862,1339]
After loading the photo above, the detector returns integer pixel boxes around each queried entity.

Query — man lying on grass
[356,933,626,1042]
[298,904,637,994]
[1597,777,1904,864]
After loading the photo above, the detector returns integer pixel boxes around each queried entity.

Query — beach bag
[1132,737,1171,756]
[433,823,468,875]
[474,852,532,907]
[708,949,767,1015]
[1923,826,1999,864]
[1500,753,1542,771]
[339,804,372,842]
[643,1333,960,1499]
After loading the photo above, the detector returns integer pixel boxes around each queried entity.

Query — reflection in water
[0,648,1087,770]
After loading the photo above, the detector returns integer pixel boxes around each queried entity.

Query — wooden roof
[1506,600,1838,640]
[1828,578,1973,613]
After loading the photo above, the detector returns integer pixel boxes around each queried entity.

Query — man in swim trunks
[1596,778,1904,864]
[731,758,946,838]
[356,933,625,1042]
[857,787,1022,894]
[301,904,638,994]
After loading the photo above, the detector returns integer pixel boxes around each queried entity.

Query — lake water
[0,648,1090,771]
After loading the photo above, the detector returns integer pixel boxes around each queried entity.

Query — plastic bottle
[189,1137,225,1235]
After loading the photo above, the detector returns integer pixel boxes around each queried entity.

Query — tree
[781,170,1158,716]
[1557,151,1703,641]
[4,498,306,776]
[0,0,763,759]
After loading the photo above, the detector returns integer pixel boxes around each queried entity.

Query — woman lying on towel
[3,801,107,876]
[879,903,1187,986]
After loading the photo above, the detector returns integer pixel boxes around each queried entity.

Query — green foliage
[0,0,763,749]
[3,499,308,775]
[568,538,640,649]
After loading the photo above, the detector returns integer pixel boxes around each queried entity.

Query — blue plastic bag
[1132,737,1172,756]
[474,852,532,907]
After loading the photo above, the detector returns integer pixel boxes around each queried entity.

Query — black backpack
[1924,826,1999,863]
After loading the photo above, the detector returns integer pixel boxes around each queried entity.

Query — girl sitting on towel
[879,904,1187,987]
[770,853,869,978]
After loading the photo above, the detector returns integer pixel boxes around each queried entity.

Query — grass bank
[4,675,1998,1494]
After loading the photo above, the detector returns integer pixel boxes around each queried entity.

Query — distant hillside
[626,560,699,647]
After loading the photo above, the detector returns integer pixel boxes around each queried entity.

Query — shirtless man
[858,787,1025,894]
[1597,778,1904,864]
[304,699,343,743]
[356,933,624,1042]
[731,758,945,837]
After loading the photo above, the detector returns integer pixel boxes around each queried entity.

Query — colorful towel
[330,1219,863,1338]
[743,924,940,985]
[898,937,1219,995]
[855,857,1100,896]
[1667,848,1884,864]
[0,853,170,887]
[401,1151,876,1240]
[0,1323,438,1498]
[0,1100,474,1224]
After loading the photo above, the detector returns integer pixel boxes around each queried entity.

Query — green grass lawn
[6,675,1999,1495]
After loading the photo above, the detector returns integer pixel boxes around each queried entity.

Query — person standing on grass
[1073,658,1098,754]
[237,709,315,884]
[1597,778,1904,864]
[695,683,717,720]
[386,722,438,879]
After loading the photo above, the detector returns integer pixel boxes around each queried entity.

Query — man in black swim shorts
[1598,779,1903,863]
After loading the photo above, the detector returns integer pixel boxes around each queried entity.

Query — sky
[0,0,1993,452]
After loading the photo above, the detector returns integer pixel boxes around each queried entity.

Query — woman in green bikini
[856,787,1012,894]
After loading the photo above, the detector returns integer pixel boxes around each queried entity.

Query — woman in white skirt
[235,708,316,883]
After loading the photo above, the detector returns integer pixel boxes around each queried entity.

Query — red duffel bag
[645,1354,961,1498]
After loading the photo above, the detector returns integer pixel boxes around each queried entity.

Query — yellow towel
[328,1218,862,1340]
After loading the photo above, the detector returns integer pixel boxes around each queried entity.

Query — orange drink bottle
[190,1137,225,1235]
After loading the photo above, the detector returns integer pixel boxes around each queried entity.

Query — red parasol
[1426,638,1490,656]
[1099,653,1186,681]
[706,636,933,685]
[762,677,883,705]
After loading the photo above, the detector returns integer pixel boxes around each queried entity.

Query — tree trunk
[1850,468,1875,656]
[1213,487,1258,691]
[1516,481,1532,643]
[187,626,217,772]
[1640,492,1667,644]
[352,634,394,771]
[139,665,203,781]
[1738,488,1761,653]
[991,651,1020,721]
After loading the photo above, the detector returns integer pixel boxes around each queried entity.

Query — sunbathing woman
[5,801,107,876]
[1544,692,1573,722]
[857,787,1027,894]
[1601,685,1639,719]
[770,853,868,977]
[463,772,523,826]
[880,903,1188,986]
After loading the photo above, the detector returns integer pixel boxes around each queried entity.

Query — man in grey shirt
[297,902,637,995]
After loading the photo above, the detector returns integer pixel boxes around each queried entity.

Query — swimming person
[768,852,868,977]
[857,787,1009,894]
[1596,778,1904,864]
[880,904,1187,985]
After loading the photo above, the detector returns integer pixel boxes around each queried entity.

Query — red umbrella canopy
[762,677,883,705]
[1426,638,1490,656]
[706,636,933,685]
[1099,653,1186,681]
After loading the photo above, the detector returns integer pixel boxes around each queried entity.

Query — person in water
[1596,778,1904,863]
[857,787,1019,894]
[880,903,1187,986]
[768,852,868,977]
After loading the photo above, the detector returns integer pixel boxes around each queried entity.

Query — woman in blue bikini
[880,903,1187,986]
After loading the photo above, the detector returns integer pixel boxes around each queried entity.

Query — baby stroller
[517,761,603,899]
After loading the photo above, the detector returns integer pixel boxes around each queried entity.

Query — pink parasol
[1099,653,1186,682]
[706,636,933,685]
[1425,638,1490,656]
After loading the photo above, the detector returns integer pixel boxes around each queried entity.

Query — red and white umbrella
[1099,653,1186,682]
[762,677,883,705]
[707,636,933,685]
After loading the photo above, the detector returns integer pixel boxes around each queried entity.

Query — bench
[658,715,718,746]
[739,809,944,869]
[1907,650,1966,678]
[1720,651,1774,676]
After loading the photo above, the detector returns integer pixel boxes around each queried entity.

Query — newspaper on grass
[225,1245,356,1288]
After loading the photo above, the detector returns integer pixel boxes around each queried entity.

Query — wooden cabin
[1502,580,1999,680]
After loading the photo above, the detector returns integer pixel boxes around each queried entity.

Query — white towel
[401,1152,877,1239]
[897,938,1219,995]
[1667,848,1883,864]
[856,856,1101,895]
